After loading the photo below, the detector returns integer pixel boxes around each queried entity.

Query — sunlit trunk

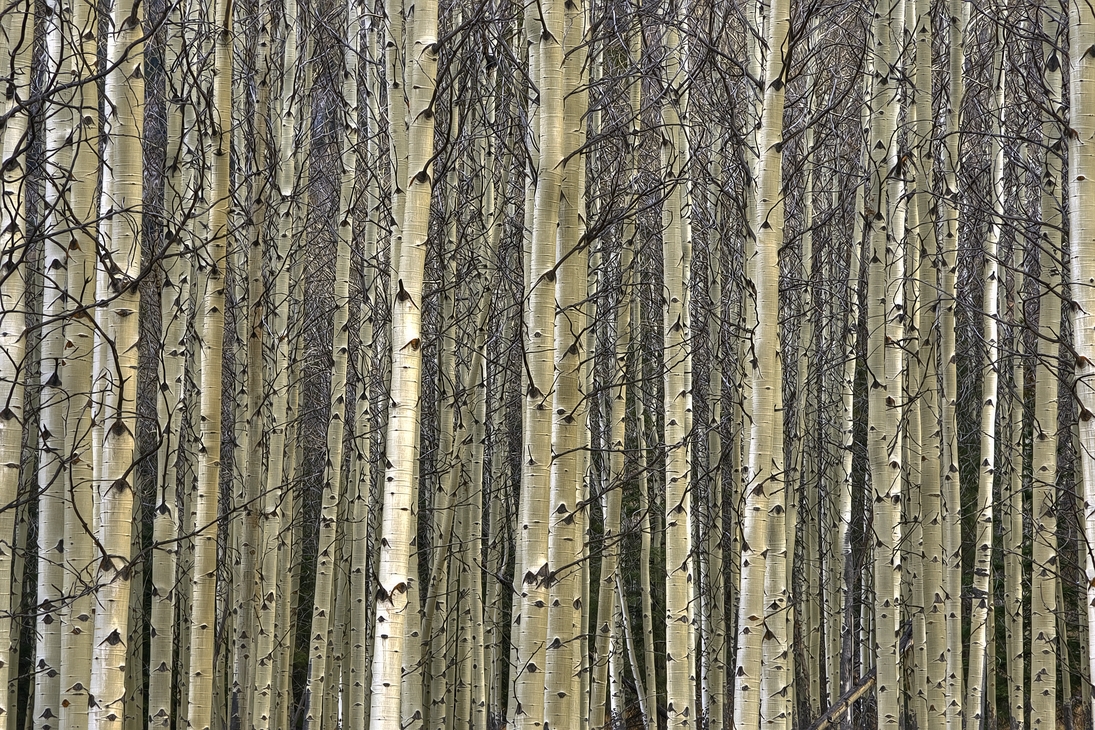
[89,0,144,724]
[0,3,33,723]
[368,0,439,724]
[184,0,231,726]
[734,0,791,726]
[964,20,1006,723]
[1068,0,1095,724]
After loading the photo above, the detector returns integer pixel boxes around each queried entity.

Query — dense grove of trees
[3,0,1095,729]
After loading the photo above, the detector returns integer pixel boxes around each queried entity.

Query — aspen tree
[149,4,198,725]
[575,29,600,730]
[824,223,858,712]
[275,342,300,726]
[259,0,303,721]
[661,4,694,727]
[634,409,657,729]
[940,5,968,721]
[632,19,658,727]
[384,0,407,288]
[608,580,628,721]
[59,0,98,723]
[185,0,231,724]
[244,4,274,728]
[865,7,906,726]
[512,0,565,725]
[901,60,928,730]
[368,0,439,722]
[510,1,544,716]
[790,25,818,716]
[423,66,464,723]
[303,0,359,722]
[38,0,97,724]
[37,0,77,716]
[904,0,947,724]
[1068,0,1095,722]
[590,13,641,725]
[464,308,491,730]
[6,509,27,730]
[0,2,32,723]
[227,8,273,725]
[348,13,384,728]
[441,206,494,726]
[725,202,745,724]
[827,138,867,724]
[1004,246,1025,730]
[483,50,517,721]
[1031,3,1063,725]
[279,38,316,725]
[88,0,144,722]
[965,19,1006,722]
[228,86,254,730]
[734,0,791,726]
[543,2,588,727]
[702,179,726,730]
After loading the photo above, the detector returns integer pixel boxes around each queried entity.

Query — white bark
[368,0,439,724]
[1069,0,1095,726]
[734,0,791,727]
[0,3,32,723]
[89,0,144,724]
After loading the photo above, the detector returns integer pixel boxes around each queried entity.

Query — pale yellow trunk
[303,0,359,723]
[867,2,905,727]
[662,8,694,728]
[1068,0,1095,724]
[37,1,75,718]
[735,0,790,727]
[1032,5,1063,727]
[543,4,587,727]
[965,24,1006,722]
[0,2,32,722]
[88,0,144,723]
[185,1,231,726]
[368,0,439,724]
[59,0,97,719]
[512,0,565,727]
[940,5,967,722]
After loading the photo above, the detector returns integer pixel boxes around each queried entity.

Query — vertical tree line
[3,0,1095,729]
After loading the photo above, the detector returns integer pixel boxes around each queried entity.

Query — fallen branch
[807,620,912,730]
[806,668,877,730]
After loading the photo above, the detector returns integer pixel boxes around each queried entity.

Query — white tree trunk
[1069,0,1095,725]
[368,0,439,724]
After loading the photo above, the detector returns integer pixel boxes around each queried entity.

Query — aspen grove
[6,0,1095,729]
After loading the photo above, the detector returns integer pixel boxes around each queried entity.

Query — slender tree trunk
[243,2,274,726]
[511,0,564,726]
[662,4,694,727]
[940,5,968,722]
[1004,232,1025,730]
[965,19,1006,724]
[368,0,439,723]
[866,8,905,727]
[303,0,359,723]
[591,12,642,725]
[88,0,144,722]
[734,0,791,726]
[1031,4,1064,727]
[185,0,231,726]
[59,0,98,723]
[1068,0,1095,725]
[0,3,32,723]
[36,0,75,718]
[150,4,199,725]
[543,3,587,727]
